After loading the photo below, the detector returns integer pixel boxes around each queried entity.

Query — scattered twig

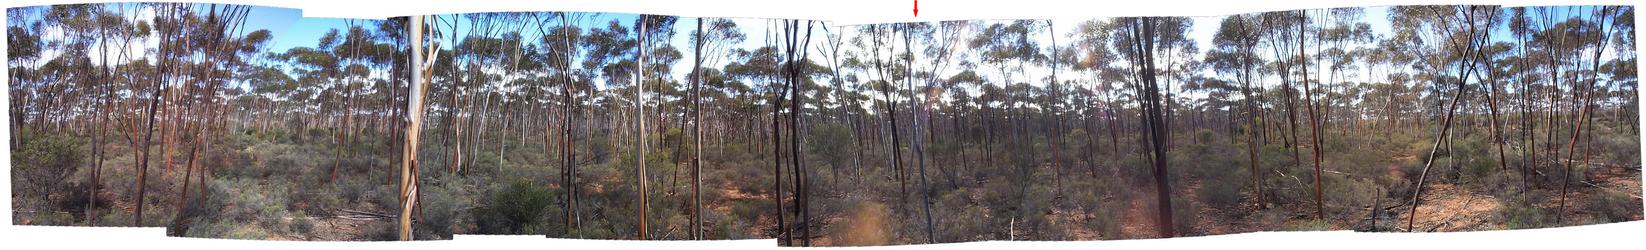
[338,208,394,217]
[1579,180,1643,199]
[1275,169,1305,187]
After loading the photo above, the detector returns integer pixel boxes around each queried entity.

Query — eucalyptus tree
[475,13,534,175]
[816,24,860,185]
[916,21,968,190]
[7,8,45,143]
[169,5,260,236]
[1111,16,1175,238]
[1296,9,1325,221]
[1208,13,1268,208]
[94,5,152,225]
[860,23,910,208]
[400,14,443,240]
[1556,6,1619,224]
[1072,19,1124,157]
[526,12,591,237]
[276,30,350,181]
[901,21,937,244]
[327,23,384,184]
[1069,19,1117,180]
[779,19,816,246]
[130,3,195,226]
[1258,11,1305,164]
[1390,5,1498,231]
[687,17,743,239]
[628,14,677,239]
[966,21,1044,228]
[1506,8,1539,192]
[722,41,789,242]
[1314,8,1374,134]
[1146,17,1194,150]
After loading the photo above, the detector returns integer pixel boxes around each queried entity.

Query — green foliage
[190,220,271,239]
[1131,191,1202,236]
[1014,184,1062,240]
[1199,171,1245,210]
[1586,191,1641,223]
[1499,202,1549,229]
[809,123,854,171]
[305,128,330,142]
[474,180,557,234]
[12,132,82,197]
[418,183,468,238]
[1116,152,1154,184]
[183,178,295,239]
[1169,196,1198,235]
[663,127,689,154]
[1280,219,1331,231]
[933,191,984,242]
[588,133,615,162]
[1323,175,1377,216]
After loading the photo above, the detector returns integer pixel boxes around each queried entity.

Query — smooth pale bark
[902,23,935,244]
[400,15,432,241]
[636,16,650,240]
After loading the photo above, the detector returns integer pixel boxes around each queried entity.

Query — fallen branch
[1323,169,1351,176]
[1579,180,1644,199]
[335,215,388,221]
[338,208,394,217]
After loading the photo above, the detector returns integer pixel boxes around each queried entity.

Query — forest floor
[1107,179,1276,239]
[269,198,393,241]
[1395,182,1501,232]
[270,215,381,241]
[1184,180,1275,235]
[1381,153,1644,232]
[1380,152,1500,232]
[1048,198,1102,240]
[1115,189,1155,239]
[715,181,769,239]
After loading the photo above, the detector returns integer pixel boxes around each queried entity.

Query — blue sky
[241,5,303,51]
[247,6,367,54]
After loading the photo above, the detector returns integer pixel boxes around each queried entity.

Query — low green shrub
[1587,191,1641,223]
[473,180,556,234]
[1499,202,1548,229]
[13,133,82,199]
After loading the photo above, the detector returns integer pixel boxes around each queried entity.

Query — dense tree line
[10,4,1637,243]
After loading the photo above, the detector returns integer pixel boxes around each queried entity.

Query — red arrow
[914,0,919,17]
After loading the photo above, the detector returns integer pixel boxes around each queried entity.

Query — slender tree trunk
[635,16,650,240]
[1133,17,1176,238]
[1298,11,1325,221]
[1558,6,1612,223]
[903,23,936,244]
[691,17,705,240]
[1408,7,1486,231]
